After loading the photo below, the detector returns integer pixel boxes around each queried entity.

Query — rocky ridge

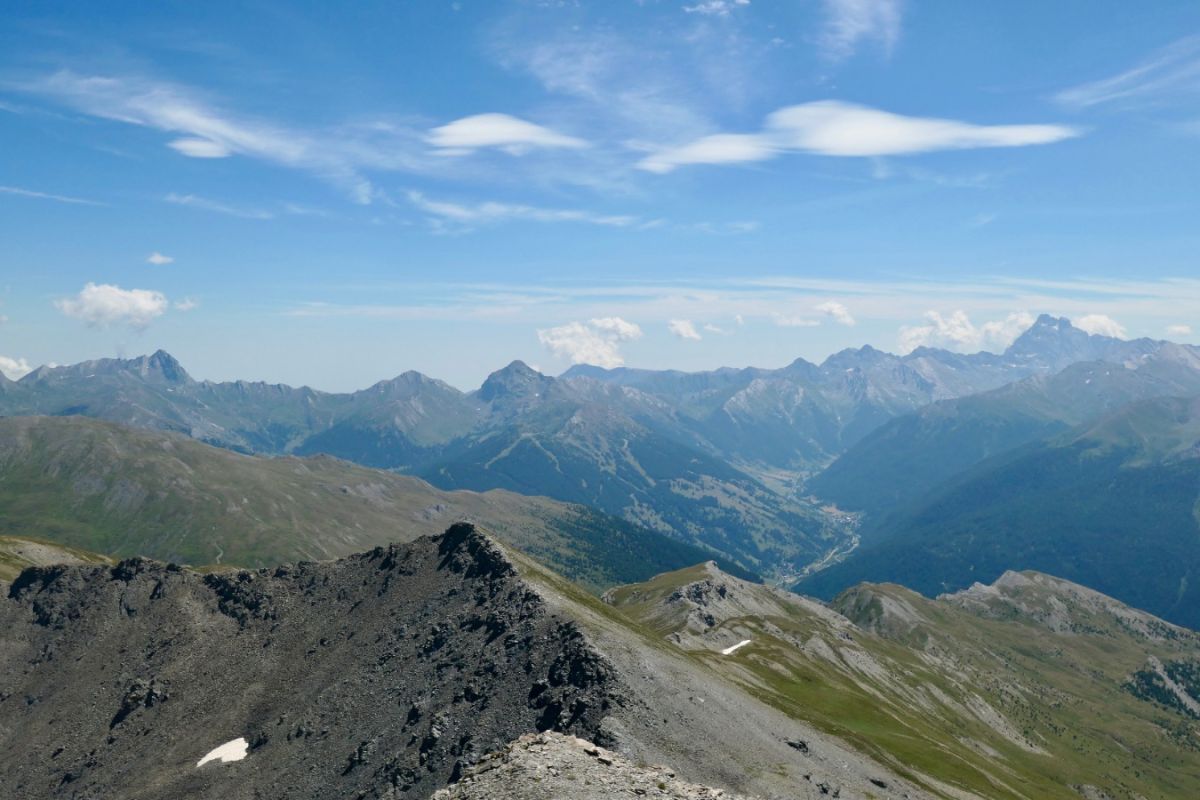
[0,524,623,799]
[0,524,935,800]
[432,733,755,800]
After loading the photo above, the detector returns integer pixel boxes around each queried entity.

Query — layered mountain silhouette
[800,393,1200,627]
[2,315,1196,581]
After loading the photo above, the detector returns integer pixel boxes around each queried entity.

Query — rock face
[0,524,624,799]
[433,733,755,800]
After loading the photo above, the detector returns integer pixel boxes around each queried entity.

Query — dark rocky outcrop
[0,523,624,799]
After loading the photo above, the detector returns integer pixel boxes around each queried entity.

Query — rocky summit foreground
[0,524,621,799]
[0,524,930,800]
[432,733,752,800]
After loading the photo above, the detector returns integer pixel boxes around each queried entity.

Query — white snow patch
[721,639,751,655]
[197,737,249,767]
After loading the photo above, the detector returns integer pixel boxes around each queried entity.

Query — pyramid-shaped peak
[477,360,552,402]
[136,350,193,384]
[366,370,451,395]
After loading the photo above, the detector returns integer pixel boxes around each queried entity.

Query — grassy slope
[608,565,1200,800]
[0,535,112,581]
[0,415,751,592]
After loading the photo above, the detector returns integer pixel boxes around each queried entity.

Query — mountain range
[3,314,1190,581]
[809,344,1200,518]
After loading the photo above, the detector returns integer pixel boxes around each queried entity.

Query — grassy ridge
[0,415,749,592]
[609,565,1200,799]
[0,535,112,581]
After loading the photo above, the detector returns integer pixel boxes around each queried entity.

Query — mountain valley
[4,315,1195,585]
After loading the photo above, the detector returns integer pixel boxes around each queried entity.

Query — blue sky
[2,0,1199,390]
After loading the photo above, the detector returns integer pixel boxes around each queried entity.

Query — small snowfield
[721,639,751,655]
[197,737,249,767]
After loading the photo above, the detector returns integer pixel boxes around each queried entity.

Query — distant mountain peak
[17,350,193,385]
[1008,314,1080,345]
[137,350,193,384]
[820,344,893,371]
[477,360,552,402]
[942,570,1189,641]
[366,370,447,395]
[1003,314,1125,369]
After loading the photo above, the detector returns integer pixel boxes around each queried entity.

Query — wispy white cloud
[0,355,32,380]
[56,283,169,329]
[0,184,105,206]
[165,192,274,220]
[19,70,441,202]
[816,300,856,326]
[1056,35,1200,109]
[773,313,821,328]
[492,24,736,169]
[898,310,1035,353]
[1075,313,1127,339]
[537,317,643,367]
[640,133,774,172]
[174,297,199,312]
[668,319,702,340]
[427,113,587,155]
[406,191,642,230]
[146,251,174,265]
[674,220,761,235]
[684,0,750,17]
[870,159,1001,189]
[638,101,1080,173]
[405,191,750,234]
[167,137,233,158]
[820,0,904,61]
[1168,323,1193,337]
